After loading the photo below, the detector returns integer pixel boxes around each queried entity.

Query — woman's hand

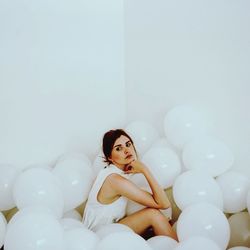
[124,160,146,174]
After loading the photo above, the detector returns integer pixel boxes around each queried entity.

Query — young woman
[83,129,178,240]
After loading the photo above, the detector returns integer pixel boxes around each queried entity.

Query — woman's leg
[118,208,178,241]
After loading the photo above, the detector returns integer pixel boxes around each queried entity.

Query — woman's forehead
[114,135,130,146]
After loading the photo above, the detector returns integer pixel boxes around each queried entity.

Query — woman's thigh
[118,208,160,235]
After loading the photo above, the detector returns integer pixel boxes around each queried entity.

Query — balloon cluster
[0,105,249,250]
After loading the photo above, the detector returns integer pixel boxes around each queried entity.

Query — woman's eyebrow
[113,140,131,148]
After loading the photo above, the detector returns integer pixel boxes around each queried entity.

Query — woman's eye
[126,142,132,147]
[116,146,122,151]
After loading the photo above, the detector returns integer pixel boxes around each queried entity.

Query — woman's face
[109,135,137,170]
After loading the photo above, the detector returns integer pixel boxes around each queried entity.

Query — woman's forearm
[142,166,171,209]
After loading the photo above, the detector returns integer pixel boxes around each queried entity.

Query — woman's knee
[144,208,164,222]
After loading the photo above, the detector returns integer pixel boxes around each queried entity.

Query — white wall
[0,0,125,168]
[124,0,250,177]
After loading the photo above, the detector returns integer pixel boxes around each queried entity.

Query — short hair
[102,129,135,165]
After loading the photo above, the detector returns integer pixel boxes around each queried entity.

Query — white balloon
[0,164,20,211]
[63,209,82,221]
[60,218,85,231]
[96,231,152,250]
[53,153,94,212]
[173,170,223,211]
[142,147,181,188]
[216,171,250,213]
[95,223,133,239]
[125,121,159,155]
[0,212,7,248]
[177,202,230,249]
[147,235,178,250]
[173,236,221,250]
[4,208,64,250]
[228,247,250,250]
[7,206,55,227]
[64,227,99,250]
[164,105,208,149]
[182,135,234,177]
[13,168,64,218]
[92,150,107,176]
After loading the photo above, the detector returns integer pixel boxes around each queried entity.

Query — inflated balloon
[4,208,64,250]
[13,168,64,218]
[173,236,221,250]
[0,164,20,211]
[63,209,82,221]
[142,147,181,189]
[173,170,223,211]
[147,235,178,250]
[163,105,208,149]
[92,150,107,175]
[0,212,7,248]
[53,153,95,212]
[216,171,250,213]
[182,135,234,177]
[177,202,230,249]
[165,187,182,223]
[96,231,152,250]
[228,212,250,248]
[64,227,99,250]
[95,223,133,239]
[125,120,159,155]
[60,218,85,231]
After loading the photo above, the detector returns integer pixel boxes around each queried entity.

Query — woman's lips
[125,154,133,159]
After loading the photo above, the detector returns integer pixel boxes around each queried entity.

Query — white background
[0,0,249,177]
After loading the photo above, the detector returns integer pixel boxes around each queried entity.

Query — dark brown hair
[102,129,136,165]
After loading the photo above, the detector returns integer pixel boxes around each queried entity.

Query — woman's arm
[108,161,171,209]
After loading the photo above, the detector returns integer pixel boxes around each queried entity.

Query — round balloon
[95,223,133,239]
[142,146,181,188]
[125,120,159,155]
[163,105,208,149]
[216,171,250,213]
[53,153,94,212]
[0,164,20,211]
[182,135,234,177]
[173,170,223,211]
[177,202,230,249]
[63,209,82,221]
[60,218,85,231]
[64,227,99,250]
[4,208,64,250]
[96,231,151,250]
[92,150,107,176]
[147,235,178,250]
[228,212,250,248]
[173,236,221,250]
[13,168,64,218]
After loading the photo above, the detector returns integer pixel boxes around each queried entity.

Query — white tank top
[82,164,131,231]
